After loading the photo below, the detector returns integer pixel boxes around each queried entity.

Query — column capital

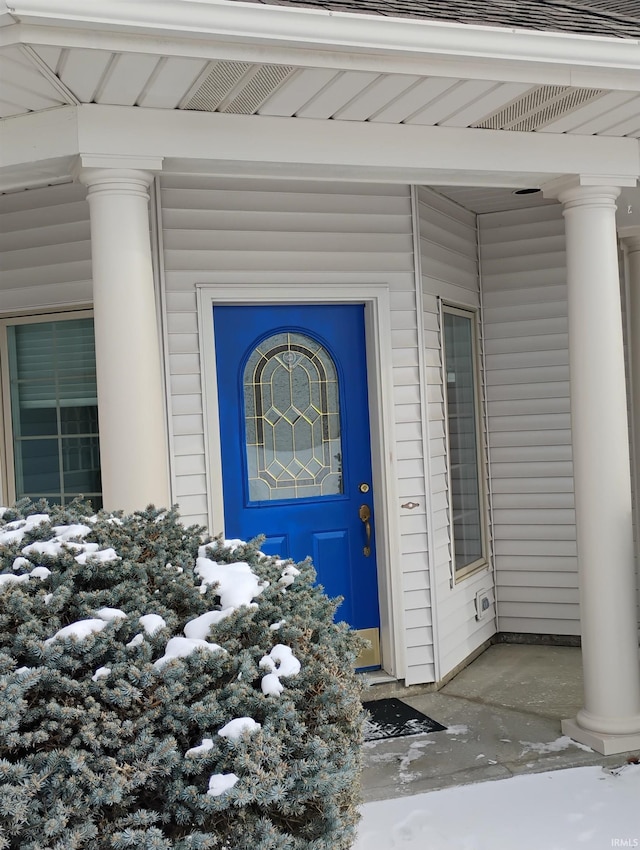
[542,174,635,205]
[72,154,163,198]
[546,181,621,210]
[77,168,155,202]
[74,153,164,173]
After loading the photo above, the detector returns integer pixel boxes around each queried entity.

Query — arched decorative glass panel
[243,331,342,501]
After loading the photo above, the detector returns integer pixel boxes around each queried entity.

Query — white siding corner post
[558,184,640,755]
[78,163,170,513]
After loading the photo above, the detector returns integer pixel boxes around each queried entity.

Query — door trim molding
[197,277,405,679]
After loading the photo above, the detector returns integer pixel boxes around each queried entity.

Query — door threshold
[359,670,397,687]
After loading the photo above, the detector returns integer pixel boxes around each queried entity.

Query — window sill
[453,558,489,585]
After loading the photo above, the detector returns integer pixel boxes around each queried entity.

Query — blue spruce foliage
[0,501,365,849]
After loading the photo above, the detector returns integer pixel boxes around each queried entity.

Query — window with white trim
[441,304,486,578]
[1,314,102,509]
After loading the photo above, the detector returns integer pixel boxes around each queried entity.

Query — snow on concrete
[354,764,640,850]
[519,735,593,755]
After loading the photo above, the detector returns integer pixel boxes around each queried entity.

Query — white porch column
[618,227,640,535]
[557,183,640,755]
[78,161,170,513]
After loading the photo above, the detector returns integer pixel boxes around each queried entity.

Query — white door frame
[197,276,405,679]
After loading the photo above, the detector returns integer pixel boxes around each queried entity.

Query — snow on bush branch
[0,501,364,850]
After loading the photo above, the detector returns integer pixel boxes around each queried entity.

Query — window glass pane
[60,405,99,436]
[19,439,61,494]
[243,331,343,501]
[7,318,102,509]
[443,311,483,571]
[17,405,58,438]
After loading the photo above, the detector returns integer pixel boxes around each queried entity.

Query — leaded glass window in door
[243,332,342,501]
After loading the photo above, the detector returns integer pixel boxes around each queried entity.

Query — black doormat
[362,697,446,741]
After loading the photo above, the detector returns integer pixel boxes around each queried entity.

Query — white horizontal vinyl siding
[0,183,92,311]
[159,175,434,683]
[479,204,580,636]
[416,187,496,681]
[620,246,639,621]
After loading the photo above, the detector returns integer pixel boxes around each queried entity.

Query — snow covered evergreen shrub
[0,502,365,850]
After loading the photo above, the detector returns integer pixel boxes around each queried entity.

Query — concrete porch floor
[361,643,638,803]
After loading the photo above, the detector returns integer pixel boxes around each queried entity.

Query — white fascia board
[6,26,640,93]
[2,104,639,188]
[4,0,640,84]
[75,105,640,184]
[0,105,78,168]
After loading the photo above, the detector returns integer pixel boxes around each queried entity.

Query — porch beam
[75,106,640,185]
[552,181,640,755]
[2,105,639,190]
[77,156,171,513]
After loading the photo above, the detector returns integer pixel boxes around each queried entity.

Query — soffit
[435,186,559,214]
[2,46,639,141]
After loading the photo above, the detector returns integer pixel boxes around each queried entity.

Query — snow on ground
[355,763,640,850]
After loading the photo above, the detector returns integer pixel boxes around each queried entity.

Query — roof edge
[5,0,640,77]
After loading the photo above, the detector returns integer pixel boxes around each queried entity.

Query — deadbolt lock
[359,482,370,493]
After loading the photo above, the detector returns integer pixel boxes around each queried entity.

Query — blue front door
[214,303,380,658]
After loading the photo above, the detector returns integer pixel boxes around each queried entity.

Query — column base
[562,718,640,755]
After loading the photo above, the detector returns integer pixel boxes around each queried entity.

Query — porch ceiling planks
[0,44,635,139]
[0,45,71,117]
